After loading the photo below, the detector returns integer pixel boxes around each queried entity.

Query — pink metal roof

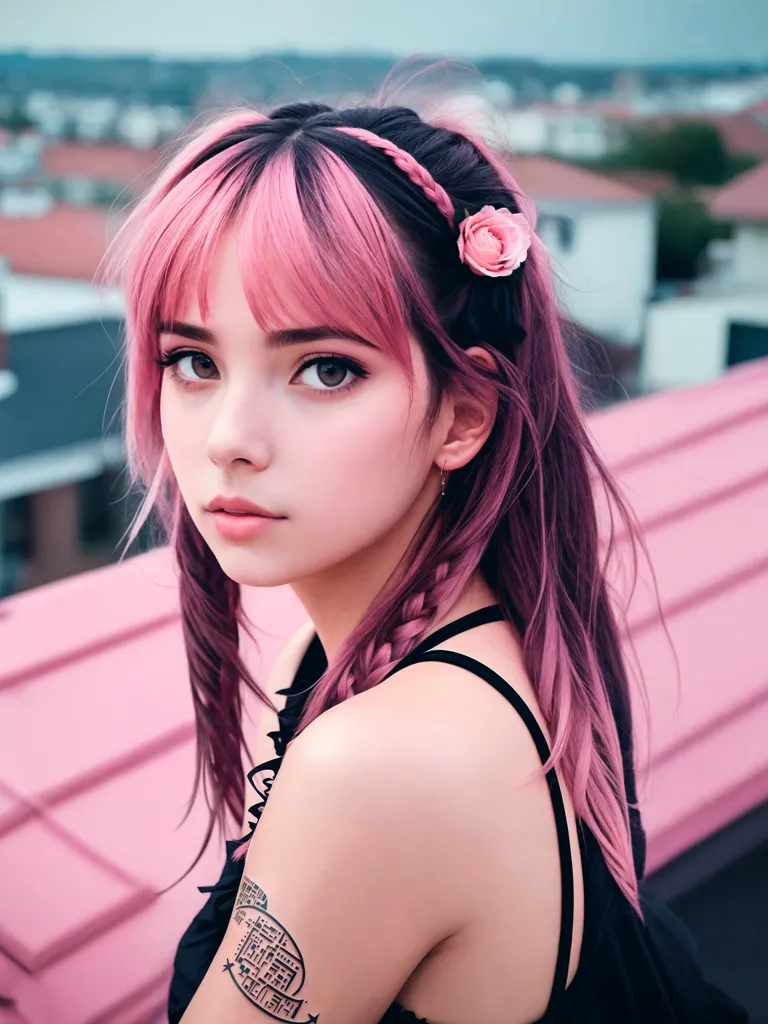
[509,155,649,204]
[710,159,768,222]
[1,355,767,1020]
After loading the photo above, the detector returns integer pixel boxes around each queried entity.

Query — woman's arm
[182,696,466,1023]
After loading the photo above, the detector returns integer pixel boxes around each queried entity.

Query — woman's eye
[158,350,219,382]
[176,352,218,380]
[294,356,368,395]
[156,349,368,395]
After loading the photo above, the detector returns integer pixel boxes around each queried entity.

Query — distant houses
[1,122,767,596]
[508,155,656,347]
[0,204,131,596]
[641,160,768,392]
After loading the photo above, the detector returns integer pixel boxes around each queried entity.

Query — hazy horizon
[3,0,768,66]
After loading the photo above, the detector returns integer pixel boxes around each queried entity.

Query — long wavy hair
[105,95,655,913]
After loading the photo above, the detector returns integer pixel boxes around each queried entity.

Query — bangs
[128,138,425,384]
[114,124,447,489]
[237,144,420,379]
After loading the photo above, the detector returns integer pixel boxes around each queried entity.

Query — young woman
[108,100,750,1023]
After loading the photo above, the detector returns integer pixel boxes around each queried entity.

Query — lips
[205,495,284,518]
[209,507,284,540]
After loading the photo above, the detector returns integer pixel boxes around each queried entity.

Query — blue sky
[3,0,768,64]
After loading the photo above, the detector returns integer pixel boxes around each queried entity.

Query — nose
[205,384,272,469]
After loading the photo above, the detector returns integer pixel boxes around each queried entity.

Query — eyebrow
[157,321,376,350]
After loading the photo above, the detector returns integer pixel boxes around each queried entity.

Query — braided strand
[335,125,455,227]
[335,556,455,702]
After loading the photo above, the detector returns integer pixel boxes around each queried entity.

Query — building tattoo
[222,873,320,1022]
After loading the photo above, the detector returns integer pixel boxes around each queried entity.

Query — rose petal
[457,206,531,277]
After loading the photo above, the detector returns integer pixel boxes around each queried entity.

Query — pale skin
[161,228,584,1024]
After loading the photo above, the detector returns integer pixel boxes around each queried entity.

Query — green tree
[656,191,722,280]
[624,122,731,185]
[591,121,761,186]
[0,106,34,132]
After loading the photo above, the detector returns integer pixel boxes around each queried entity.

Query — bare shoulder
[287,641,548,840]
[277,657,494,849]
[268,647,557,952]
[187,664,474,1022]
[325,642,551,781]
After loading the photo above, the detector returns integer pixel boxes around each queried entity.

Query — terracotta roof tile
[710,160,768,221]
[508,155,649,204]
[42,142,163,188]
[0,204,125,280]
[604,169,677,197]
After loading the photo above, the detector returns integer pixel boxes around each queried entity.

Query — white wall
[549,114,612,161]
[731,224,768,288]
[502,108,549,154]
[2,274,125,333]
[640,293,768,391]
[537,200,657,345]
[504,109,616,160]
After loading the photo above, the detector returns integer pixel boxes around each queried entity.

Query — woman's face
[159,228,446,595]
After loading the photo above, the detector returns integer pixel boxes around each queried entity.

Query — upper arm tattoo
[222,872,320,1022]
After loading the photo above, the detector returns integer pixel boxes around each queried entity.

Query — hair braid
[335,126,455,227]
[346,557,453,693]
[294,489,495,745]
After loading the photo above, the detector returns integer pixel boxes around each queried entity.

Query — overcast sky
[3,0,768,65]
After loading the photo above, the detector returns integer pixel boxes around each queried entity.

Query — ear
[436,346,500,474]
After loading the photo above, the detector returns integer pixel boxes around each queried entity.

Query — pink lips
[206,494,282,517]
[205,496,286,540]
[210,510,284,540]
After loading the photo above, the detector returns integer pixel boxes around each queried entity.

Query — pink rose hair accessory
[457,205,531,278]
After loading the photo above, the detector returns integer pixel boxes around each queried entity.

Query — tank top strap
[383,608,575,1016]
[384,603,506,676]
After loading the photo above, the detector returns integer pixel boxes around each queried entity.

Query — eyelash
[154,349,370,397]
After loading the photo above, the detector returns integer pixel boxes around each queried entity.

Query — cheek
[159,384,202,488]
[297,386,427,525]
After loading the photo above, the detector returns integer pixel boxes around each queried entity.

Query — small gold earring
[440,463,446,498]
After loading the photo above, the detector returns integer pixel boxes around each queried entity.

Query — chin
[211,550,296,589]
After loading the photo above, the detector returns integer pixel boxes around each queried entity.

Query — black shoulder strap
[387,643,575,1011]
[383,604,505,680]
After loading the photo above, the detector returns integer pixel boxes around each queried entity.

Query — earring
[440,462,446,498]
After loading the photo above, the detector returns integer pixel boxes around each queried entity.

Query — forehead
[172,229,246,319]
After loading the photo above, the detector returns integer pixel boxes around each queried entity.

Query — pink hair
[104,102,657,913]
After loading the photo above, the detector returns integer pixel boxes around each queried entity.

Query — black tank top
[167,605,750,1023]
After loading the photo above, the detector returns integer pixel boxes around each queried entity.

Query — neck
[289,492,497,663]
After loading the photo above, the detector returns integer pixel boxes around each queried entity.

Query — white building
[432,93,633,163]
[641,294,768,391]
[503,103,631,161]
[711,161,768,290]
[0,271,127,596]
[640,161,768,392]
[509,156,656,346]
[0,131,45,183]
